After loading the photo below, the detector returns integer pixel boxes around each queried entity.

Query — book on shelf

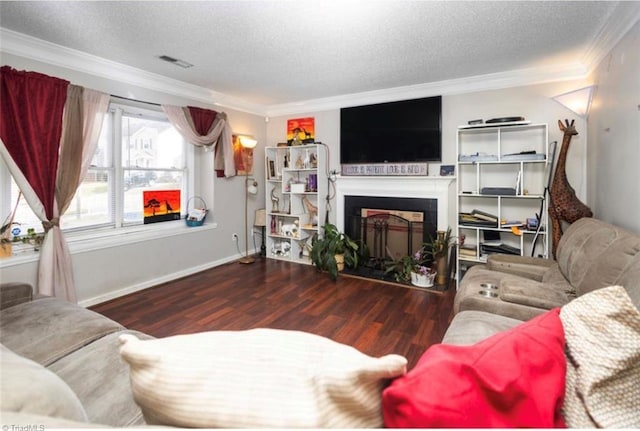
[459,246,477,257]
[480,243,521,255]
[459,213,497,227]
[471,209,498,222]
[500,220,525,228]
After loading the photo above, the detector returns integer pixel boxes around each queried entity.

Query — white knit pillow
[119,328,407,428]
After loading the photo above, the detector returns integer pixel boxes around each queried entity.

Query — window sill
[0,220,218,268]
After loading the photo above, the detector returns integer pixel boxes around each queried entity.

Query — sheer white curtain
[39,88,110,301]
[162,105,235,177]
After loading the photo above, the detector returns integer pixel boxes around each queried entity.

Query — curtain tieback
[42,218,60,232]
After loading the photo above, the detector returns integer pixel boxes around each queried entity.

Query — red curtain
[188,106,217,135]
[187,105,225,177]
[0,66,69,219]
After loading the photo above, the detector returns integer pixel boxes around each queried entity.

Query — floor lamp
[239,137,258,264]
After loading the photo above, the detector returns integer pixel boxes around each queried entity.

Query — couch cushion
[0,296,124,366]
[454,265,550,320]
[48,330,151,427]
[119,328,407,428]
[1,344,87,422]
[561,285,640,428]
[382,309,566,428]
[442,310,522,345]
[557,218,640,300]
[500,278,572,309]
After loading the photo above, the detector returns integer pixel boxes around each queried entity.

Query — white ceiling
[1,1,638,115]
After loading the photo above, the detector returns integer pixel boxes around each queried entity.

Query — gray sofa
[453,217,640,324]
[445,217,640,347]
[0,282,152,427]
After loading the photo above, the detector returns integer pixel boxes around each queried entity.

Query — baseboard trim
[79,252,252,308]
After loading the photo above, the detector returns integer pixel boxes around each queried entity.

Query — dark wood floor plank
[90,258,455,368]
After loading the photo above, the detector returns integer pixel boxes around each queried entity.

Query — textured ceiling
[0,1,624,107]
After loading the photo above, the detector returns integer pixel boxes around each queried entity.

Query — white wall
[588,20,640,233]
[0,53,267,305]
[266,80,590,231]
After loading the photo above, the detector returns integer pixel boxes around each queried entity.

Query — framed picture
[268,160,276,179]
[440,164,455,176]
[143,190,181,224]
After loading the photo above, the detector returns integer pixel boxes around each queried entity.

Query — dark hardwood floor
[90,258,455,368]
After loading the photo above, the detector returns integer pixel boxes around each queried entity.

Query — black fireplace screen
[344,196,437,270]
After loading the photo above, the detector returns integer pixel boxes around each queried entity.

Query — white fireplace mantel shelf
[334,175,456,232]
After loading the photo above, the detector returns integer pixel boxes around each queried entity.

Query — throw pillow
[119,328,407,428]
[0,344,87,422]
[561,285,640,428]
[382,308,566,428]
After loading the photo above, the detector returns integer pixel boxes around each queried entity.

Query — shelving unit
[456,122,550,280]
[264,144,327,264]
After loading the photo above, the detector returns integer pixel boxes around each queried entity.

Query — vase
[435,255,447,285]
[335,253,345,272]
[411,271,435,288]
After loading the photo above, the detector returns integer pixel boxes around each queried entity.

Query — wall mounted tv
[340,95,442,165]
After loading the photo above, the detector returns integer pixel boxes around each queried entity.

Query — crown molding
[582,2,640,72]
[0,28,268,116]
[2,26,598,119]
[264,62,588,117]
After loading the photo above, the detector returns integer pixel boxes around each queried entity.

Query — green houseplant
[384,247,436,286]
[310,223,359,281]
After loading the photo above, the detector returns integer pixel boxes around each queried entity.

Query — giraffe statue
[549,119,593,258]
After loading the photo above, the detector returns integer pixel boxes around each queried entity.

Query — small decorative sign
[341,163,428,176]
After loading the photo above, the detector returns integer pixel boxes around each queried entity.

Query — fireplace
[344,196,437,266]
[334,175,455,283]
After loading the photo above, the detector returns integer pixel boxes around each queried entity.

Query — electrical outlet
[232,233,238,241]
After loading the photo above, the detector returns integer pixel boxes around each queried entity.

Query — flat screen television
[340,96,442,165]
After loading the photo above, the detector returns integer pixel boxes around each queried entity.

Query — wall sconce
[552,85,596,117]
[233,135,258,175]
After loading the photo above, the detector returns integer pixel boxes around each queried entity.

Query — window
[2,102,192,238]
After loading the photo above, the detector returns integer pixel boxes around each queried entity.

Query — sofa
[0,282,152,427]
[454,217,640,322]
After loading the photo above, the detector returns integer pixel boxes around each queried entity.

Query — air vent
[158,55,193,69]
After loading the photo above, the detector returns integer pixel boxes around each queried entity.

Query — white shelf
[456,122,550,281]
[265,144,326,265]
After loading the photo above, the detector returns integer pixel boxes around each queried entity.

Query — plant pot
[335,253,345,272]
[435,255,447,285]
[411,271,435,288]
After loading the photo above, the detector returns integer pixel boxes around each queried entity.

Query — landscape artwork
[287,117,315,144]
[143,190,181,224]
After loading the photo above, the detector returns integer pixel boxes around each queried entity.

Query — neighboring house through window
[1,101,193,240]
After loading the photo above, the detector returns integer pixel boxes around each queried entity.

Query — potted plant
[384,248,435,287]
[424,227,455,285]
[310,223,359,281]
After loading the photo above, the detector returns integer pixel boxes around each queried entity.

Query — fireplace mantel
[335,175,455,231]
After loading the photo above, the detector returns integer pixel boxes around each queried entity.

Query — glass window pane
[121,115,184,169]
[90,114,112,168]
[61,169,112,230]
[123,170,184,224]
[9,178,42,237]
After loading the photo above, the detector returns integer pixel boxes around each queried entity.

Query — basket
[185,196,208,227]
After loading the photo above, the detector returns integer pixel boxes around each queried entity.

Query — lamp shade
[240,137,258,149]
[552,86,595,117]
